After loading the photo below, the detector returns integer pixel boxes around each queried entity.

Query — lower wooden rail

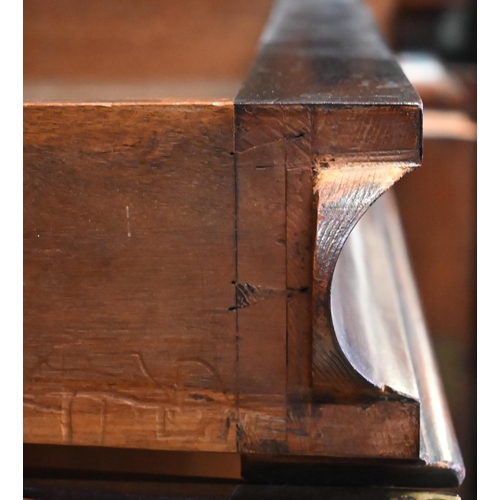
[24,478,460,500]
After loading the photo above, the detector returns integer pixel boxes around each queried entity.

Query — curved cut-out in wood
[312,159,415,400]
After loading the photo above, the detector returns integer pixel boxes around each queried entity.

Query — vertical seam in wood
[284,106,289,447]
[233,104,240,415]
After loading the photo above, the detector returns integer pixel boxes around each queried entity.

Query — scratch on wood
[61,393,73,444]
[126,205,131,237]
[27,388,233,445]
[132,352,161,389]
[26,351,233,445]
[23,399,61,414]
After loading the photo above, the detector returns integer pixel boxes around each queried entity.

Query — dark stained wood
[234,0,423,458]
[235,0,422,405]
[242,454,464,489]
[285,399,419,459]
[236,0,419,106]
[23,477,462,500]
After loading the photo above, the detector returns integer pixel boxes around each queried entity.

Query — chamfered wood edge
[311,161,419,400]
[332,192,464,483]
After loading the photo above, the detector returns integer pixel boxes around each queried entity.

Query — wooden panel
[24,0,273,82]
[24,103,238,452]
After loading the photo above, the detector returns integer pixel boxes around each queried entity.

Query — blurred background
[365,1,476,498]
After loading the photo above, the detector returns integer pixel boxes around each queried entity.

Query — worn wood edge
[285,398,419,459]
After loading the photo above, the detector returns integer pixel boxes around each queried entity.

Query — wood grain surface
[24,1,465,481]
[24,103,238,451]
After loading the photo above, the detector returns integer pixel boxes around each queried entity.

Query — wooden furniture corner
[23,0,464,488]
